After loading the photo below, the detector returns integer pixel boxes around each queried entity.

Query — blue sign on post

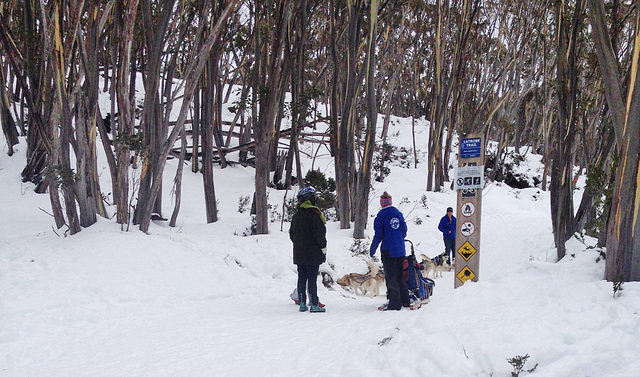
[460,137,481,158]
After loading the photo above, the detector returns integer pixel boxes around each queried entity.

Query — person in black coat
[289,187,327,313]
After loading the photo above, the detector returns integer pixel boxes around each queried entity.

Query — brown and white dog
[419,253,453,279]
[337,259,385,297]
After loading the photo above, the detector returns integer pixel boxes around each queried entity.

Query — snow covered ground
[1,113,639,377]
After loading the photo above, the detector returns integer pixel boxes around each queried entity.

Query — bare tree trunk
[0,64,19,155]
[202,58,219,223]
[252,0,292,235]
[239,115,250,165]
[74,101,99,227]
[137,0,241,233]
[550,0,582,260]
[587,0,640,281]
[170,126,188,227]
[133,0,177,225]
[74,1,108,226]
[114,0,140,227]
[0,3,52,193]
[353,0,379,239]
[605,81,640,280]
[48,105,67,230]
[285,0,309,190]
[329,0,344,222]
[426,0,445,192]
[333,0,365,229]
[192,91,201,173]
[51,1,82,234]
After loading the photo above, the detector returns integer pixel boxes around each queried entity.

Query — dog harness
[350,273,373,284]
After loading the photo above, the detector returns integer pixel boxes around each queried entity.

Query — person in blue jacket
[370,191,410,311]
[438,207,456,265]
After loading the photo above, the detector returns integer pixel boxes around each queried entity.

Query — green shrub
[302,170,336,213]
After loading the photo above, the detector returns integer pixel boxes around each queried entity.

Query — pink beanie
[380,192,393,207]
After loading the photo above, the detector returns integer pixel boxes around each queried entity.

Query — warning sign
[460,221,475,237]
[457,241,477,261]
[461,202,475,217]
[461,188,476,198]
[457,266,476,283]
[454,165,484,190]
[455,133,483,289]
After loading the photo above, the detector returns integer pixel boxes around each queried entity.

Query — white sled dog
[419,253,453,279]
[337,259,385,297]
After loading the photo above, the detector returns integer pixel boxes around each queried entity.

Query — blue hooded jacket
[370,206,407,258]
[438,214,456,240]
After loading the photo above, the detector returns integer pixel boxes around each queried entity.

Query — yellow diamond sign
[457,266,476,283]
[457,241,477,261]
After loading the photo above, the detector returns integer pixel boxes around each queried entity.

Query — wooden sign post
[454,134,484,288]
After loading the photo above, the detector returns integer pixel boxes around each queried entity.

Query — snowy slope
[1,113,639,377]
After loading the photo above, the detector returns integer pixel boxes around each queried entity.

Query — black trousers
[297,264,320,305]
[444,238,455,263]
[381,250,410,309]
